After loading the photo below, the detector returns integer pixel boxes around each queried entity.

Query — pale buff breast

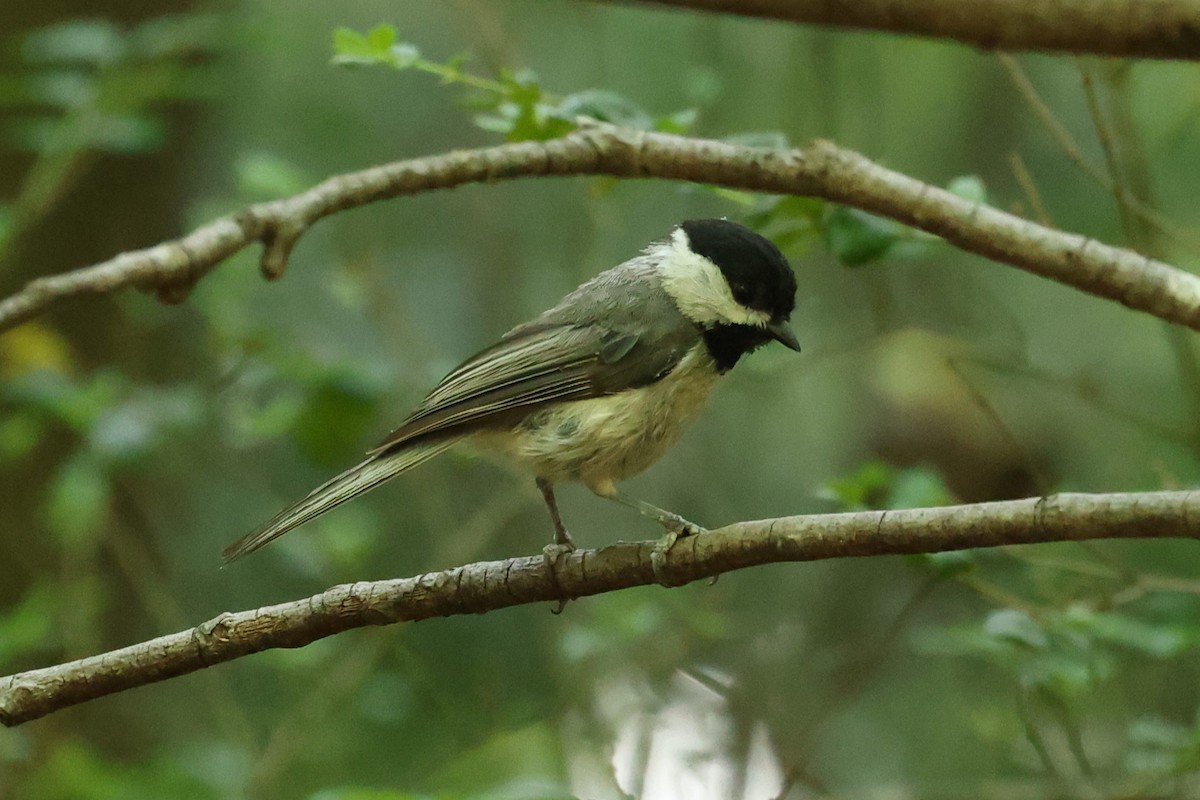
[476,345,722,487]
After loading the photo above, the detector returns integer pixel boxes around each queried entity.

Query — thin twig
[1008,152,1052,227]
[1078,61,1139,245]
[1092,62,1200,451]
[996,54,1197,252]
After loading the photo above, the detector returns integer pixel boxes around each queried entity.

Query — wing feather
[223,438,455,564]
[370,323,692,455]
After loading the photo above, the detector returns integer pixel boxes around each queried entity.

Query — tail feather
[222,439,456,564]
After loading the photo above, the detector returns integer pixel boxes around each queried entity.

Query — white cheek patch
[658,228,771,327]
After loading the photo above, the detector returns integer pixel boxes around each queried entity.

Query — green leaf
[226,387,305,445]
[3,116,71,153]
[946,174,987,205]
[21,71,96,109]
[820,460,950,510]
[444,51,471,73]
[1060,606,1190,658]
[654,108,697,134]
[915,550,976,578]
[236,151,312,199]
[910,622,1009,659]
[743,196,826,256]
[21,21,125,66]
[1125,717,1193,776]
[331,27,374,62]
[888,466,952,509]
[473,112,515,135]
[983,609,1048,650]
[365,24,397,54]
[823,206,901,266]
[1019,649,1111,697]
[819,461,896,510]
[552,89,652,129]
[499,74,549,142]
[388,42,421,69]
[43,453,110,545]
[89,113,167,153]
[0,584,58,666]
[88,385,204,463]
[290,374,380,465]
[766,195,825,225]
[7,369,125,432]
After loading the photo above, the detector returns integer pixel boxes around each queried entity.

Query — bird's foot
[650,514,706,587]
[542,536,577,615]
[657,511,706,539]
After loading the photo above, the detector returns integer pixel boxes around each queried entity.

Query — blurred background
[2,1,1200,798]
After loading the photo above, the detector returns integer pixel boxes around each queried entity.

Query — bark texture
[3,126,1199,336]
[603,0,1200,59]
[2,490,1197,727]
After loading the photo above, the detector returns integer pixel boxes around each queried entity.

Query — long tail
[222,439,457,564]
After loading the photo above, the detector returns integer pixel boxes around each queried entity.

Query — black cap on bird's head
[676,218,800,353]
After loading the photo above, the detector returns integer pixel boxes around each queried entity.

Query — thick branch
[599,0,1200,60]
[2,490,1197,727]
[3,126,1200,335]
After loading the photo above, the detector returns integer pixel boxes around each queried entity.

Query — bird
[222,218,799,564]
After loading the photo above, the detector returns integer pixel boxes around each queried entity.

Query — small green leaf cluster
[820,460,953,512]
[914,602,1200,783]
[744,174,989,266]
[332,25,695,142]
[821,457,1200,788]
[332,25,997,274]
[915,605,1199,699]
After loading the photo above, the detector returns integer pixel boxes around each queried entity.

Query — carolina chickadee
[223,218,799,563]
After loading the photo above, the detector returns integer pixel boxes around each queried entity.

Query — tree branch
[2,490,1197,727]
[596,0,1200,60]
[3,125,1199,336]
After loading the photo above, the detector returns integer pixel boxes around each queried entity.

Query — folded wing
[371,320,698,455]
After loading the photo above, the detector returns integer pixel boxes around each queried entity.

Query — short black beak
[767,320,801,352]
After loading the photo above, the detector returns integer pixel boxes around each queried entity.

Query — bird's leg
[537,477,576,551]
[537,477,574,613]
[588,480,706,586]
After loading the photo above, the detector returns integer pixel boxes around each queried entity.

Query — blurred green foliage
[0,15,218,266]
[3,3,1200,799]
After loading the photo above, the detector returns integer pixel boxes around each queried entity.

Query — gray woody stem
[3,490,1198,727]
[600,0,1200,60]
[3,125,1200,334]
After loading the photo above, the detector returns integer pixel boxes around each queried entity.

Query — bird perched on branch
[223,218,799,564]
